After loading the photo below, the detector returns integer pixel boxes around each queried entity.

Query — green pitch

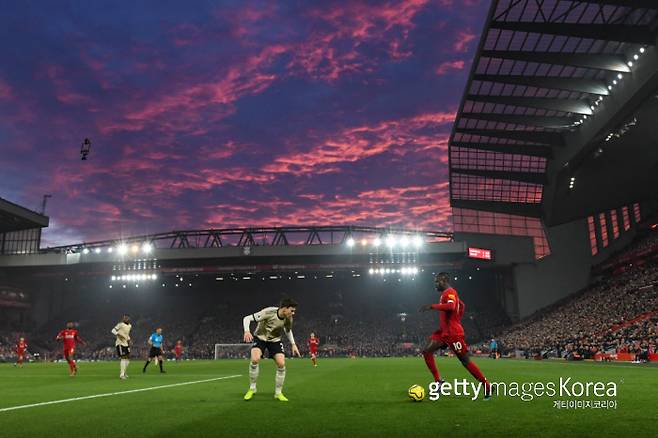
[0,358,656,437]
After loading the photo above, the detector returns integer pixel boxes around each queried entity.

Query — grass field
[1,357,656,437]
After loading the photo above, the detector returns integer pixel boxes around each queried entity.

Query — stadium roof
[448,0,658,220]
[0,197,49,233]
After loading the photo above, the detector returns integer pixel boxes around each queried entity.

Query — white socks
[249,363,259,391]
[275,366,286,395]
[120,359,130,377]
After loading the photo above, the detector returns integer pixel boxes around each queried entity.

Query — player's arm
[55,330,63,341]
[76,333,86,345]
[147,335,153,346]
[242,309,267,342]
[285,328,301,357]
[242,314,255,342]
[111,325,125,342]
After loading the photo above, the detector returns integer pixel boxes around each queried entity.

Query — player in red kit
[419,272,491,400]
[56,322,85,376]
[307,333,319,367]
[174,340,183,361]
[15,337,27,368]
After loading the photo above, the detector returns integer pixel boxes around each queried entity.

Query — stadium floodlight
[373,237,382,247]
[634,54,639,60]
[94,248,101,254]
[131,244,139,254]
[617,73,623,79]
[107,247,114,253]
[412,267,419,275]
[627,61,633,67]
[118,244,128,255]
[399,236,409,247]
[346,237,355,248]
[151,274,157,280]
[385,235,396,248]
[142,242,153,254]
[111,276,116,281]
[368,268,374,275]
[607,85,612,90]
[613,80,617,85]
[412,235,423,248]
[82,248,90,254]
[361,239,368,246]
[640,47,646,53]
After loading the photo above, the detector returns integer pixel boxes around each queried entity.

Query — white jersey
[112,322,132,347]
[243,307,293,343]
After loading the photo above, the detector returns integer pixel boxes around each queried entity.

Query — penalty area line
[0,374,242,413]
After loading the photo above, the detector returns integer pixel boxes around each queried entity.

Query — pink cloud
[101,44,288,135]
[203,181,452,231]
[288,0,431,81]
[263,111,455,176]
[435,60,465,75]
[453,30,477,53]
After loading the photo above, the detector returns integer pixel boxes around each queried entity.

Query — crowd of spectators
[494,242,658,360]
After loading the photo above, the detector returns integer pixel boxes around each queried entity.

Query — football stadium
[1,1,657,437]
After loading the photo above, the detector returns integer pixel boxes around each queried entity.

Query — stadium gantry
[40,226,453,254]
[449,0,658,258]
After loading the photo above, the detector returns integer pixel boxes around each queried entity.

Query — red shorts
[64,347,75,357]
[17,351,25,357]
[310,350,318,357]
[430,331,468,355]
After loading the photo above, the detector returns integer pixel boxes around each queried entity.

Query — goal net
[214,343,252,360]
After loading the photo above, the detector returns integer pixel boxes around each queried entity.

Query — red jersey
[57,329,82,349]
[175,345,183,355]
[16,341,27,353]
[431,287,465,336]
[307,337,319,352]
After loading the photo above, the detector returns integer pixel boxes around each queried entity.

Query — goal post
[214,343,252,360]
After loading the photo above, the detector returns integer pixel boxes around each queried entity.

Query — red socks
[423,352,441,381]
[465,361,489,390]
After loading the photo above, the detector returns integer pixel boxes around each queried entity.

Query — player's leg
[454,349,491,400]
[71,349,78,374]
[244,346,262,400]
[311,352,317,367]
[421,338,443,382]
[158,353,165,373]
[118,346,130,379]
[273,351,288,401]
[17,353,23,367]
[143,349,153,372]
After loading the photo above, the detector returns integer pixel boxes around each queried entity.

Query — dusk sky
[0,0,486,246]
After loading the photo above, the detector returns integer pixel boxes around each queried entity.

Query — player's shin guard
[249,363,259,391]
[143,360,150,372]
[422,352,440,382]
[275,366,286,396]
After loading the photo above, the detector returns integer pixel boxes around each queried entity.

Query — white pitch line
[0,374,242,413]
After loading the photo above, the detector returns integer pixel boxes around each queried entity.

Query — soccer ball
[408,384,425,402]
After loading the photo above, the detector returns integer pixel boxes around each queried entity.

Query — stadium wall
[459,217,638,320]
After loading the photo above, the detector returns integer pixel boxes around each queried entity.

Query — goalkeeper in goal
[242,297,301,402]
